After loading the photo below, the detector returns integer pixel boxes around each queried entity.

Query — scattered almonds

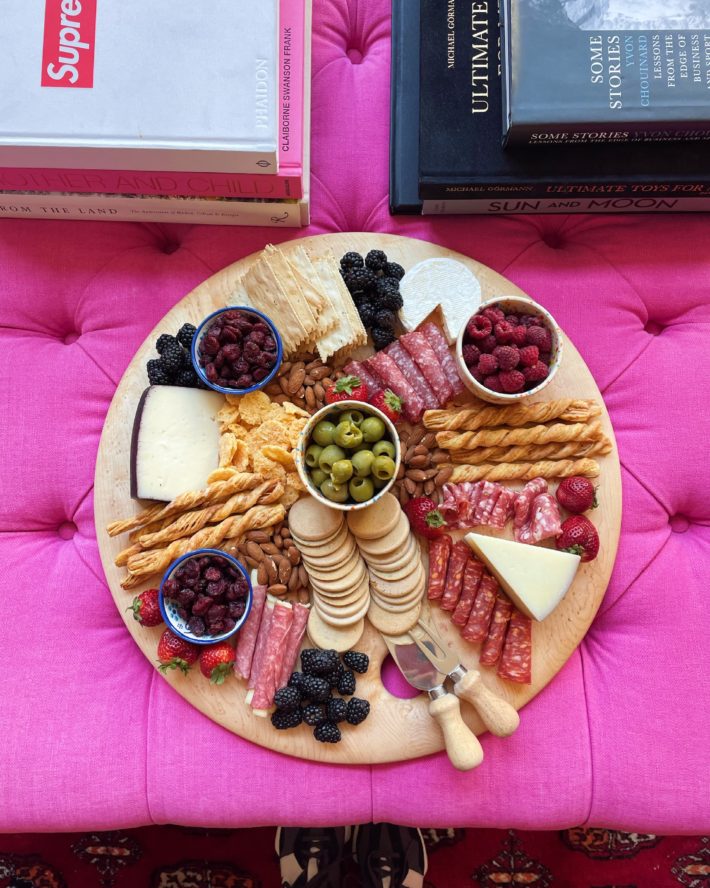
[233,519,310,602]
[392,422,453,507]
[264,353,344,414]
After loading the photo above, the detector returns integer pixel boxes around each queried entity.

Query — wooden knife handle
[428,693,484,771]
[453,670,520,738]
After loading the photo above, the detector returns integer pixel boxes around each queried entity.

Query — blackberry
[340,251,364,270]
[271,708,303,730]
[345,267,377,295]
[327,697,347,723]
[357,301,376,329]
[175,368,199,388]
[314,721,341,743]
[346,697,370,726]
[371,326,396,352]
[147,358,170,385]
[376,277,400,299]
[160,342,184,373]
[337,669,356,696]
[384,262,405,280]
[365,249,388,272]
[302,703,327,727]
[323,665,344,689]
[288,671,305,690]
[274,686,302,711]
[374,309,396,331]
[381,289,404,312]
[299,675,331,703]
[343,651,369,674]
[301,648,339,676]
[177,323,197,349]
[156,333,178,354]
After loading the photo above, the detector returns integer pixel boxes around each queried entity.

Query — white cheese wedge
[464,532,580,621]
[130,386,224,502]
[400,258,482,343]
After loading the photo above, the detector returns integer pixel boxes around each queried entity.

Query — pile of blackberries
[340,250,405,352]
[146,324,201,387]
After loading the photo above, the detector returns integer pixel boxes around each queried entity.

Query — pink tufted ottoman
[1,0,709,834]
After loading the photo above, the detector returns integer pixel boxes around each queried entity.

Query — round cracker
[371,584,424,612]
[369,562,425,599]
[311,573,370,604]
[346,493,402,540]
[367,598,422,634]
[314,591,371,624]
[293,522,348,553]
[310,560,368,594]
[307,609,364,652]
[289,496,344,542]
[368,557,422,584]
[303,546,361,580]
[364,534,418,568]
[356,515,411,557]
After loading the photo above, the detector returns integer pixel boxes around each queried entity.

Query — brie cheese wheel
[400,258,481,343]
[130,386,224,502]
[464,532,580,621]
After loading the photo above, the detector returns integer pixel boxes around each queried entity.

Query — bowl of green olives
[295,400,401,511]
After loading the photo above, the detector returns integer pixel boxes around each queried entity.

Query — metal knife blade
[382,634,446,693]
[408,621,460,677]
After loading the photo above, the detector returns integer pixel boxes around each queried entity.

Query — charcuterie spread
[95,233,621,769]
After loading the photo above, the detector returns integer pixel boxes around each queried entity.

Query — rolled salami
[366,351,425,422]
[513,478,548,528]
[479,594,513,666]
[419,321,465,395]
[489,487,515,529]
[344,360,380,395]
[427,534,452,600]
[234,584,267,680]
[452,557,484,626]
[251,602,293,711]
[400,331,454,406]
[247,599,274,691]
[440,540,470,611]
[473,481,498,525]
[462,573,498,643]
[276,602,310,690]
[385,341,438,409]
[479,484,502,525]
[497,609,532,684]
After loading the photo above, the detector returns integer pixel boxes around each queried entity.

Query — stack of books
[391,0,710,216]
[0,0,311,227]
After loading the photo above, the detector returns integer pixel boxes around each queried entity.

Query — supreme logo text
[41,0,97,88]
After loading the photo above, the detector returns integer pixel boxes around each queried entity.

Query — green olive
[372,439,396,459]
[372,454,396,481]
[320,478,349,503]
[305,443,324,468]
[360,416,386,443]
[349,477,375,502]
[310,468,328,488]
[339,409,365,427]
[331,459,354,485]
[333,421,363,449]
[313,420,336,446]
[372,473,389,489]
[319,444,346,473]
[351,449,375,477]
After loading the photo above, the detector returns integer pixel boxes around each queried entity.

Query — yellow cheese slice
[464,532,580,621]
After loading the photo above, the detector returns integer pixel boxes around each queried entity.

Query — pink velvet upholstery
[1,0,709,833]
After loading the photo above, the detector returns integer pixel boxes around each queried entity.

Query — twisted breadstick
[121,503,286,587]
[106,471,263,537]
[449,437,612,465]
[423,398,600,431]
[451,458,600,483]
[437,420,603,451]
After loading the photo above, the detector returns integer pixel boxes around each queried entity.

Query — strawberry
[556,476,598,514]
[556,515,599,562]
[156,629,199,674]
[369,388,402,423]
[199,641,236,685]
[128,588,163,627]
[324,375,368,405]
[404,496,447,540]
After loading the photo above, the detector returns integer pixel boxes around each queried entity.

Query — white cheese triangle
[399,258,481,343]
[464,532,580,621]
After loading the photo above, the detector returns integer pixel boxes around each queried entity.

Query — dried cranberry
[202,335,220,355]
[221,343,241,363]
[162,578,179,597]
[206,580,226,597]
[234,317,253,334]
[207,604,227,621]
[217,377,231,388]
[253,322,270,336]
[263,335,277,352]
[214,353,226,370]
[222,310,241,323]
[187,616,206,636]
[205,363,218,382]
[236,374,253,388]
[225,586,238,601]
[176,606,188,621]
[204,567,222,582]
[256,351,275,369]
[248,329,266,346]
[253,367,269,382]
[233,358,249,375]
[192,594,212,616]
[208,620,226,635]
[223,618,237,632]
[243,341,260,361]
[229,600,246,620]
[221,326,239,344]
[234,576,249,597]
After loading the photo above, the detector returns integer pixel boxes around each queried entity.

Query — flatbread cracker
[311,251,367,360]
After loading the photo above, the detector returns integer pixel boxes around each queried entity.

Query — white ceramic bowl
[294,400,401,512]
[455,296,562,404]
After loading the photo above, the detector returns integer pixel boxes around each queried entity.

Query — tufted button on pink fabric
[63,331,79,345]
[57,521,77,539]
[644,320,663,335]
[669,515,690,533]
[346,47,363,63]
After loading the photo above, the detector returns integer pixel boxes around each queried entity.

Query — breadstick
[121,503,286,586]
[449,437,612,465]
[106,472,263,537]
[451,458,600,483]
[437,420,603,451]
[423,399,600,431]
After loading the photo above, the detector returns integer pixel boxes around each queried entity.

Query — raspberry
[519,345,539,367]
[499,370,526,393]
[511,325,528,346]
[478,353,499,375]
[493,321,514,344]
[462,344,480,367]
[465,314,492,340]
[492,346,520,371]
[523,361,550,384]
[526,325,552,351]
[483,374,504,393]
[482,306,505,324]
[479,334,498,354]
[505,314,520,326]
[469,364,485,383]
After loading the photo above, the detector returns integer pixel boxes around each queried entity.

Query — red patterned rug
[0,826,708,887]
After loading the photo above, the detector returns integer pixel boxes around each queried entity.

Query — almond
[288,364,306,394]
[267,584,288,597]
[422,432,437,449]
[279,375,291,396]
[264,556,278,585]
[404,477,417,495]
[278,559,292,584]
[262,542,280,556]
[424,480,436,496]
[305,387,316,410]
[423,467,439,480]
[245,541,264,563]
[257,563,268,585]
[431,450,449,464]
[314,382,325,401]
[298,565,309,588]
[310,366,330,380]
[435,466,453,486]
[245,530,271,543]
[406,468,427,482]
[408,454,429,469]
[287,569,300,592]
[408,425,426,447]
[404,445,417,463]
[287,546,300,565]
[278,362,293,377]
[414,443,428,456]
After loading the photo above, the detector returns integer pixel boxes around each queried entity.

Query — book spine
[506,123,710,149]
[419,181,710,200]
[422,196,710,215]
[0,192,308,227]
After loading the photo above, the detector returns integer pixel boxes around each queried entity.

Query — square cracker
[242,256,310,354]
[311,250,367,360]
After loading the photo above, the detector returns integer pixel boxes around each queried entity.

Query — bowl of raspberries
[456,296,562,404]
[191,306,282,395]
[159,549,253,644]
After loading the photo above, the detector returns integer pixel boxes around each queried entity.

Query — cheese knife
[382,634,484,771]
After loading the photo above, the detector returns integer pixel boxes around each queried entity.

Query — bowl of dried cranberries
[191,306,282,395]
[456,296,562,404]
[159,549,252,644]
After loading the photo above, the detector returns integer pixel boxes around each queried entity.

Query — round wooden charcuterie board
[94,232,621,765]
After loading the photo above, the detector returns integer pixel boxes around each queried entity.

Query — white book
[0,0,279,173]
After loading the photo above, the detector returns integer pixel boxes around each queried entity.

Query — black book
[418,0,710,208]
[502,0,710,147]
[389,0,422,214]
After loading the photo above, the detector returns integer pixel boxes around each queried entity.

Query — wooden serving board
[94,233,621,765]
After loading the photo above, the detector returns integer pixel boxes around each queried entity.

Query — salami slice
[497,608,532,684]
[343,360,380,395]
[473,481,498,526]
[234,584,267,680]
[419,320,465,395]
[462,573,498,642]
[489,487,515,529]
[452,557,484,626]
[529,493,562,543]
[385,341,438,409]
[400,331,454,406]
[479,594,513,666]
[366,351,425,422]
[276,602,310,690]
[251,602,293,711]
[427,534,452,600]
[513,478,548,528]
[479,484,503,525]
[440,540,470,611]
[247,598,274,691]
